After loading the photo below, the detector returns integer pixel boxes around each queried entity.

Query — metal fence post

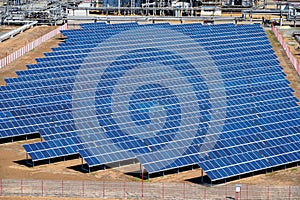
[162,182,164,200]
[267,185,269,200]
[204,185,206,200]
[0,178,2,196]
[82,180,84,197]
[246,184,248,200]
[102,181,105,198]
[183,182,185,200]
[21,179,23,196]
[141,169,144,198]
[5,52,8,66]
[41,180,44,197]
[240,185,242,200]
[225,184,227,199]
[288,185,291,200]
[61,180,64,197]
[123,182,126,199]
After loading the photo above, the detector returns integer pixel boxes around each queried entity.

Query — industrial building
[1,0,291,25]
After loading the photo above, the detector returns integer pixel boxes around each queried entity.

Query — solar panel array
[0,22,299,182]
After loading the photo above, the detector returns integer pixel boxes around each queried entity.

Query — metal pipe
[0,21,37,43]
[67,15,237,22]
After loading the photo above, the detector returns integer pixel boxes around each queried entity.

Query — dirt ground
[1,138,298,185]
[0,26,17,35]
[0,25,59,86]
[0,26,57,59]
[0,24,300,200]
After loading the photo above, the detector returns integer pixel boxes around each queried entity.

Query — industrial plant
[0,0,300,25]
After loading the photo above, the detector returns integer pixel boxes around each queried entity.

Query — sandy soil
[0,26,17,35]
[0,25,300,199]
[0,139,137,182]
[0,138,299,185]
[0,26,59,86]
[0,26,57,59]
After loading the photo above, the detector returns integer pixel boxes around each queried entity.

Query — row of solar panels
[2,99,295,140]
[3,55,280,89]
[0,76,292,120]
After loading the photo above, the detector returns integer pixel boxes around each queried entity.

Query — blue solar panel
[0,22,299,182]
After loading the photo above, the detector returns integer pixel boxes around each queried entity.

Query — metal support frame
[25,153,35,167]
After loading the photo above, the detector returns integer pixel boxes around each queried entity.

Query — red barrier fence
[272,25,300,76]
[0,178,299,199]
[0,23,68,69]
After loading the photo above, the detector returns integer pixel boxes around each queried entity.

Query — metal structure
[0,20,37,42]
[0,0,80,24]
[0,0,300,24]
[0,178,300,199]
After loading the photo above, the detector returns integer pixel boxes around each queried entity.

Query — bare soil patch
[0,26,57,59]
[0,26,59,86]
[0,25,18,35]
[0,139,300,186]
